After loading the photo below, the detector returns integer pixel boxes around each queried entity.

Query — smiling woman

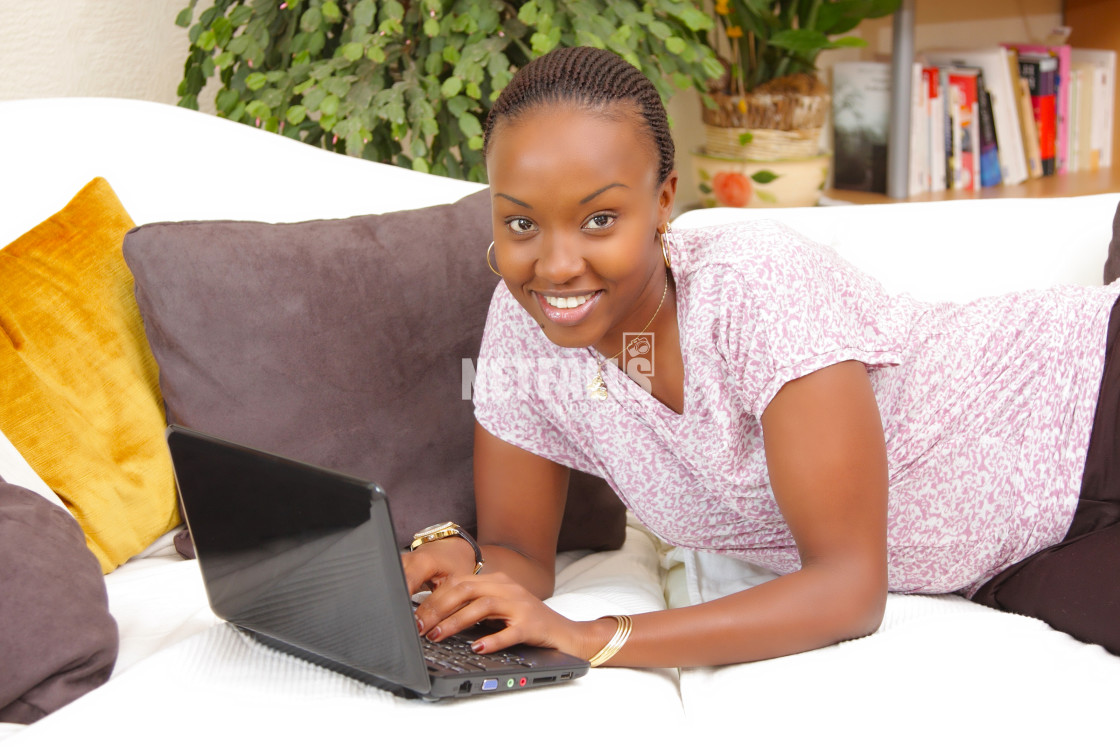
[401,46,1120,668]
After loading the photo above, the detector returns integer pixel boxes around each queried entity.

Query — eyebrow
[495,192,532,209]
[494,182,629,210]
[580,182,627,204]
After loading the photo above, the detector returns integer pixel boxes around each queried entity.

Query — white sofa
[2,97,1119,746]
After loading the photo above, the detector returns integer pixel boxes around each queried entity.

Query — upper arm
[473,420,570,571]
[760,360,888,605]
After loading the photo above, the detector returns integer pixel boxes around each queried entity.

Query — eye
[505,217,537,235]
[583,212,616,231]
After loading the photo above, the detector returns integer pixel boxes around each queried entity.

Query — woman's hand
[412,571,604,659]
[400,536,477,596]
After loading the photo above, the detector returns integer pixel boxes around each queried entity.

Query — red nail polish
[470,641,483,653]
[416,617,424,634]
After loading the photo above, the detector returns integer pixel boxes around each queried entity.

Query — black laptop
[166,425,589,700]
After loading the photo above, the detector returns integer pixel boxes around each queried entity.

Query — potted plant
[695,0,900,207]
[175,0,723,183]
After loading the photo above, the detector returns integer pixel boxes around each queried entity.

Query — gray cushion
[123,189,624,552]
[1105,199,1120,285]
[0,479,118,724]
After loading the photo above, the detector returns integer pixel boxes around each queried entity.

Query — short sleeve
[710,222,907,416]
[472,284,601,476]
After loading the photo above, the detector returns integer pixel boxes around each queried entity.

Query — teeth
[543,293,593,309]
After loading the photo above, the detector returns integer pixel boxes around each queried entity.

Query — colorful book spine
[947,69,980,191]
[976,82,1003,187]
[1019,54,1058,176]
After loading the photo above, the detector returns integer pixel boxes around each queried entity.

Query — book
[909,61,928,196]
[1069,62,1093,172]
[1018,54,1058,176]
[1071,48,1117,170]
[975,81,1002,187]
[923,48,1028,185]
[924,66,947,192]
[946,68,981,191]
[940,68,955,190]
[1005,43,1071,174]
[1005,47,1043,179]
[831,61,890,193]
[1015,75,1044,179]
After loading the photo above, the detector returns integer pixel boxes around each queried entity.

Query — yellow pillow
[0,178,179,572]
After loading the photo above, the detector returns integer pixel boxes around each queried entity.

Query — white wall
[0,0,198,106]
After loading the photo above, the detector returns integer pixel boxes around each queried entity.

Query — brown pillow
[1104,199,1120,285]
[123,189,624,553]
[0,478,118,724]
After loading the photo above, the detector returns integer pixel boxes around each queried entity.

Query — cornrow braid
[483,46,675,186]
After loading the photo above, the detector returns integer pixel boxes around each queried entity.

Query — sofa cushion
[1104,199,1120,285]
[0,178,180,573]
[123,189,625,552]
[0,477,119,724]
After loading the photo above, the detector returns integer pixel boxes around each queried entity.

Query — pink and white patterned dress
[473,221,1120,596]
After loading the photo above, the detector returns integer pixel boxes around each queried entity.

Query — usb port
[560,672,572,680]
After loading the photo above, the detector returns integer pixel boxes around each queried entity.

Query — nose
[535,231,585,285]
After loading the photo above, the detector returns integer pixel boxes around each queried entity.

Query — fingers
[414,572,547,651]
[400,550,439,596]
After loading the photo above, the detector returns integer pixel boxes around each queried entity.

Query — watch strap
[410,523,484,575]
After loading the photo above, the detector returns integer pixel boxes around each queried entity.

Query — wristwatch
[409,521,485,575]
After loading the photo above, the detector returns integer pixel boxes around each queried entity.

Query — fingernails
[415,616,424,634]
[428,626,441,640]
[470,641,484,653]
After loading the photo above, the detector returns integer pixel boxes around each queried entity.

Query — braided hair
[483,46,675,186]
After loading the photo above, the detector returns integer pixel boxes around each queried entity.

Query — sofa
[2,97,1118,746]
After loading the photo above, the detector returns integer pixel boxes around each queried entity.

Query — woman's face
[485,104,677,353]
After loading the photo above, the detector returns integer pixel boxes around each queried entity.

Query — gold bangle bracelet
[587,615,633,668]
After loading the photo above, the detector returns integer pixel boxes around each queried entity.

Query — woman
[404,46,1120,666]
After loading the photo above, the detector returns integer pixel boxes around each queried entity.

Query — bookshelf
[858,0,1119,203]
[828,165,1120,204]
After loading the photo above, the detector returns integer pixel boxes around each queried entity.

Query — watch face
[416,521,456,537]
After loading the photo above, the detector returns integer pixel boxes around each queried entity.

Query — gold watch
[409,522,485,575]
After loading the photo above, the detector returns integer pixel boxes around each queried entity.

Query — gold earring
[486,241,501,277]
[659,225,672,269]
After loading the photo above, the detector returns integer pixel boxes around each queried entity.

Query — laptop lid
[167,425,588,700]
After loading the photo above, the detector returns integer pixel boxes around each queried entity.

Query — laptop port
[481,678,498,691]
[560,672,572,680]
[533,676,556,685]
[458,681,472,694]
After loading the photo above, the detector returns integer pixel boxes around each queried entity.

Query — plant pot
[700,80,830,161]
[693,150,830,208]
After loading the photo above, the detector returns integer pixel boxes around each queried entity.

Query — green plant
[711,0,900,93]
[176,0,724,182]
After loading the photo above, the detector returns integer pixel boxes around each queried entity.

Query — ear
[656,169,678,227]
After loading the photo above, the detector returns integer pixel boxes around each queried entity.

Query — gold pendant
[588,371,608,401]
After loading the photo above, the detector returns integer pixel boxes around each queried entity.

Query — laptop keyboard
[421,634,535,674]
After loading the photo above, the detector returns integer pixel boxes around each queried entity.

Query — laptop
[166,425,589,700]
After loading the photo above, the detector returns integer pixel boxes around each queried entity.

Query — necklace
[587,269,669,401]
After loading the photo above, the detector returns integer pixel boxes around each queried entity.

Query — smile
[534,290,602,326]
[543,293,596,309]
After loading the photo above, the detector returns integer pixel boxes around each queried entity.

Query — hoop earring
[486,241,501,277]
[659,225,672,269]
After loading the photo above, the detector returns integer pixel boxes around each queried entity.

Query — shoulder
[673,220,826,276]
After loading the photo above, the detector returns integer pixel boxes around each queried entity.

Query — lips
[535,290,602,326]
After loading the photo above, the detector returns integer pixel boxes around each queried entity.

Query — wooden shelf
[827,166,1120,203]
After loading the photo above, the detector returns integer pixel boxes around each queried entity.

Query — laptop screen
[168,427,430,693]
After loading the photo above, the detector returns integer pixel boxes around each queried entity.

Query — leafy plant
[176,0,723,182]
[711,0,901,93]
